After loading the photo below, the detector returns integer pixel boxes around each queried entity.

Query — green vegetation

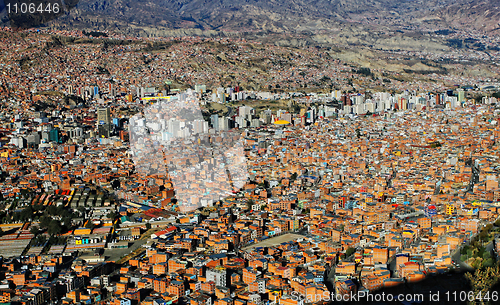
[465,265,500,305]
[462,223,499,302]
[345,247,355,257]
[246,199,255,211]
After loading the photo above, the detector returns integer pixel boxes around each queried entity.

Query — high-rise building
[210,114,219,130]
[168,118,181,137]
[457,89,465,103]
[239,106,254,117]
[235,116,247,128]
[49,129,61,143]
[98,124,111,138]
[97,108,111,125]
[218,117,229,131]
[193,120,208,134]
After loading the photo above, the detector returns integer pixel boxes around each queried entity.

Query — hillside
[1,0,498,36]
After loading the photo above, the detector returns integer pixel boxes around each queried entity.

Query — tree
[246,199,255,211]
[107,211,117,220]
[146,223,152,230]
[30,227,40,235]
[40,215,51,229]
[479,230,488,241]
[47,220,62,236]
[47,205,58,215]
[483,258,495,268]
[34,234,46,245]
[345,247,355,257]
[19,206,33,221]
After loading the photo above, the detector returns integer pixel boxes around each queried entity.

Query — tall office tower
[235,116,248,128]
[97,108,111,125]
[281,112,292,123]
[457,89,465,103]
[218,117,229,131]
[98,124,111,138]
[262,110,272,124]
[193,119,205,134]
[168,118,181,137]
[237,91,246,100]
[332,90,342,100]
[239,106,254,117]
[352,94,365,105]
[210,114,219,130]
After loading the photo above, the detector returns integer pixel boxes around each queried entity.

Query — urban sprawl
[0,28,500,305]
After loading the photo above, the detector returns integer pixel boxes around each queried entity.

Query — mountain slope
[1,0,499,35]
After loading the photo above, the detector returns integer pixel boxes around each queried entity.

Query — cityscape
[0,1,500,305]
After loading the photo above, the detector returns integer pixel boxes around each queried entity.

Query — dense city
[0,27,500,305]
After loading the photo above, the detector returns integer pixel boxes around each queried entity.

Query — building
[97,108,111,125]
[206,267,227,287]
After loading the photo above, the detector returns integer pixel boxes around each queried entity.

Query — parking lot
[242,233,303,250]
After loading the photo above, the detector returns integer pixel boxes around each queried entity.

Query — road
[226,106,234,118]
[466,159,479,193]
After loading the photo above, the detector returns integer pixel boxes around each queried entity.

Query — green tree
[47,220,62,236]
[30,226,40,235]
[47,205,57,215]
[483,258,495,268]
[345,247,356,257]
[19,206,33,221]
[40,215,51,229]
[146,223,152,230]
[246,199,255,211]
